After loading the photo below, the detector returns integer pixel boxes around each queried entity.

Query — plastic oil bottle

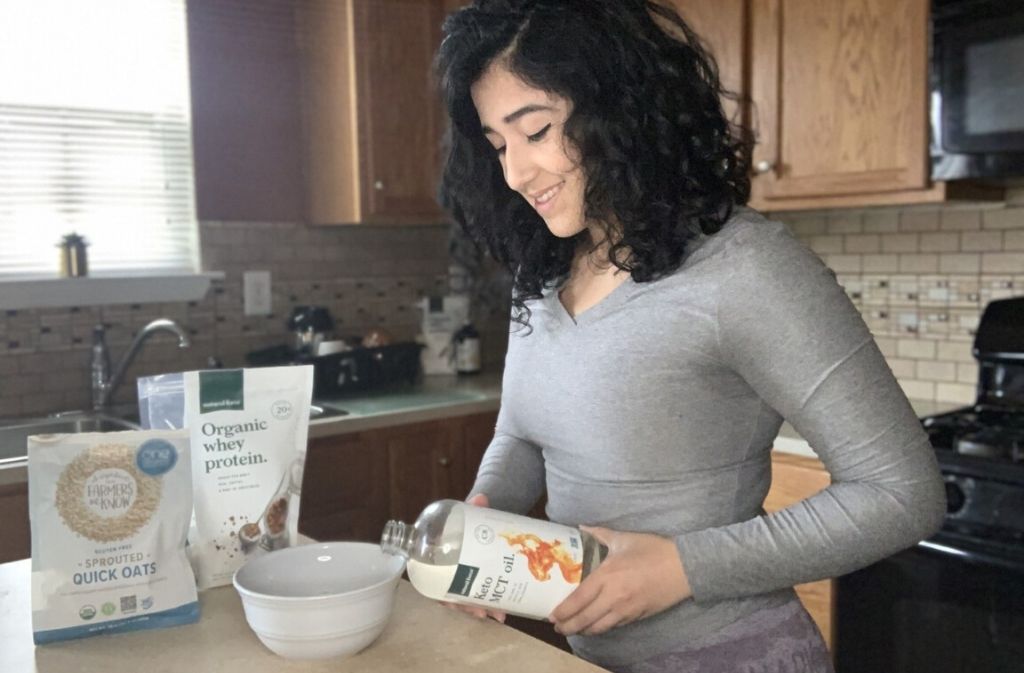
[381,499,607,619]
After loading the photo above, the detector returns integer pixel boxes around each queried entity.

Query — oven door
[834,530,1024,673]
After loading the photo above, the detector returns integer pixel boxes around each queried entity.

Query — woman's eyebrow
[480,103,556,134]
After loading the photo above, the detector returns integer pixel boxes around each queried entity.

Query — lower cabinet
[763,452,834,650]
[387,420,465,525]
[298,410,501,542]
[0,481,30,563]
[299,430,391,543]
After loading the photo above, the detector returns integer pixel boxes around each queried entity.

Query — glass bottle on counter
[381,499,607,620]
[453,322,481,375]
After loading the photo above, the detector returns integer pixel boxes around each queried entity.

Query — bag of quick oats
[138,365,313,590]
[28,429,198,644]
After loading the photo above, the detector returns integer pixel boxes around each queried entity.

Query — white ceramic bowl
[233,542,406,660]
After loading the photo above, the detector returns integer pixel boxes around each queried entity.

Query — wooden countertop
[0,558,606,673]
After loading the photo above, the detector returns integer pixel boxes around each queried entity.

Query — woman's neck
[572,225,629,278]
[557,231,631,318]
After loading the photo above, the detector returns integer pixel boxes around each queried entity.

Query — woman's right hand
[438,493,507,623]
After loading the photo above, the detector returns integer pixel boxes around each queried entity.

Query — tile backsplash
[774,185,1024,405]
[0,220,514,418]
[2,187,1022,418]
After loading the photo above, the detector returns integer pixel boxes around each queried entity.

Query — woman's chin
[543,217,586,239]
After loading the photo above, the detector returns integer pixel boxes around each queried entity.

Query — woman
[435,1,946,672]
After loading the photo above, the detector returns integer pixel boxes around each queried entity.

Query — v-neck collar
[547,274,635,327]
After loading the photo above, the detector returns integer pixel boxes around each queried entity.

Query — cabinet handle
[754,160,776,174]
[374,180,385,191]
[438,456,451,467]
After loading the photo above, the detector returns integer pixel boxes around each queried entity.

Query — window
[0,0,199,279]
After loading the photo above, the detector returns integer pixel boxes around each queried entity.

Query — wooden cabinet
[299,410,499,543]
[764,452,834,650]
[747,0,1001,210]
[750,0,928,204]
[299,431,391,543]
[386,420,465,525]
[674,0,1000,210]
[298,0,446,225]
[0,481,29,564]
[669,0,748,126]
[186,0,306,222]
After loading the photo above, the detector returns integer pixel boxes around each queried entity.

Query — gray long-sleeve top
[470,208,946,667]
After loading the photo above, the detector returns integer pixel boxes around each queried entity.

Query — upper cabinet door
[668,0,748,128]
[354,0,445,223]
[750,0,929,201]
[188,0,307,222]
[299,0,445,225]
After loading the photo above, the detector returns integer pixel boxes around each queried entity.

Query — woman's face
[471,64,587,239]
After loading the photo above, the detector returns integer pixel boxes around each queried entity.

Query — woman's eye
[527,124,551,142]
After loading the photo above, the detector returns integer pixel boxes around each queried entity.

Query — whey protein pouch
[138,365,313,590]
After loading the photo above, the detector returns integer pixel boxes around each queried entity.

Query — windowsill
[0,272,225,310]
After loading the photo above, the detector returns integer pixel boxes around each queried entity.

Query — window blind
[0,0,199,279]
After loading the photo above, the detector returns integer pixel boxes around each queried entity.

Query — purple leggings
[602,599,835,673]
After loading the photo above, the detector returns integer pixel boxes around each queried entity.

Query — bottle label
[447,508,584,618]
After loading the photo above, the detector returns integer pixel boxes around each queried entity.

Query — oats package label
[28,430,199,644]
[183,365,313,590]
[443,508,584,617]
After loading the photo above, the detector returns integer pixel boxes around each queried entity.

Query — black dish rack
[245,342,424,397]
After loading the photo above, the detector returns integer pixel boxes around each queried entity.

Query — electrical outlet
[243,270,272,316]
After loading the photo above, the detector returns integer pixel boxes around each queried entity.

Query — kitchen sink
[0,404,351,466]
[310,404,349,420]
[0,412,141,464]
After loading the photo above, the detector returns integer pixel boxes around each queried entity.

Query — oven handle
[916,538,1024,573]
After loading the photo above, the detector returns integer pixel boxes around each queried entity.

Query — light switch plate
[243,270,272,316]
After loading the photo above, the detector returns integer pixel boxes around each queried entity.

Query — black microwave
[931,0,1024,180]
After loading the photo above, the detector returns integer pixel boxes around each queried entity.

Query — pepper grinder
[57,233,89,277]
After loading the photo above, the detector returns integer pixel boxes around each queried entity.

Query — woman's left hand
[548,526,692,636]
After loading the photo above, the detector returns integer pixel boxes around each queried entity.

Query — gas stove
[918,296,1024,549]
[837,302,1024,673]
[923,405,1024,463]
[921,407,1024,547]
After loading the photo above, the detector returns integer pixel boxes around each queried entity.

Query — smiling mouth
[532,182,563,210]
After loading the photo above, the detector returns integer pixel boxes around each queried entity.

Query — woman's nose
[502,143,538,193]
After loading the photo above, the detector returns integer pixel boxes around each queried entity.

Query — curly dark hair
[436,0,751,327]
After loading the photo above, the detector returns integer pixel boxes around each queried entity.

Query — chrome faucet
[91,318,190,410]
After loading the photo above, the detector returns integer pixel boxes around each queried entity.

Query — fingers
[552,581,630,635]
[552,581,639,636]
[466,493,489,508]
[440,600,484,620]
[439,600,506,623]
[549,573,603,624]
[549,577,610,636]
[581,611,627,636]
[552,529,691,637]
